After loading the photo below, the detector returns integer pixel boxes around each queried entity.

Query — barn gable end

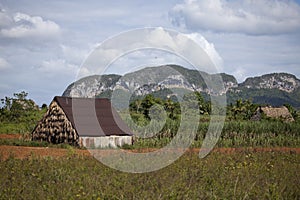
[32,99,79,145]
[32,96,133,148]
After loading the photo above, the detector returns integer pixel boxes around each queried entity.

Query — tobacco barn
[32,96,133,148]
[251,106,295,122]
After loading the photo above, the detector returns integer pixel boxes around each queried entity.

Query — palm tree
[231,99,257,120]
[134,99,142,113]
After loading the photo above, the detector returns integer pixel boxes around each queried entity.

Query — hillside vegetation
[63,65,300,109]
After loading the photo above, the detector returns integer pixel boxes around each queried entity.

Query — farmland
[0,150,299,199]
[0,92,300,199]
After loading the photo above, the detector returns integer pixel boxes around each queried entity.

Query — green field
[128,120,300,149]
[0,151,299,199]
[1,119,299,149]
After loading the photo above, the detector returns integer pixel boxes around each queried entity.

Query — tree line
[129,92,298,122]
[1,91,298,125]
[0,91,47,124]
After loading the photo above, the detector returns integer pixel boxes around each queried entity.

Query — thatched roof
[54,96,132,137]
[256,106,294,122]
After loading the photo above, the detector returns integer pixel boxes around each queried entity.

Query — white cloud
[231,67,247,82]
[185,33,223,69]
[200,31,300,80]
[105,49,193,75]
[0,9,13,27]
[60,45,89,65]
[79,27,223,78]
[170,0,300,35]
[38,59,79,75]
[0,57,10,70]
[1,12,60,39]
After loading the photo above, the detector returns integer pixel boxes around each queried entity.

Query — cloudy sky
[1,0,300,105]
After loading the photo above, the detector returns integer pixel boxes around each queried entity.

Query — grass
[0,138,77,149]
[0,151,299,199]
[1,119,299,149]
[0,122,35,134]
[198,120,300,148]
[128,120,300,149]
[0,115,299,199]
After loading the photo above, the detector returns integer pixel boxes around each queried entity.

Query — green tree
[140,95,162,120]
[164,98,180,120]
[284,103,298,120]
[229,99,258,120]
[41,103,48,110]
[0,91,39,123]
[0,96,12,110]
[13,91,28,100]
[182,91,210,115]
[134,99,142,113]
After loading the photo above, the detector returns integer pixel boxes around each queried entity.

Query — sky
[0,0,300,106]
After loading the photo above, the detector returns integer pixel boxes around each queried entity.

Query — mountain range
[63,65,300,109]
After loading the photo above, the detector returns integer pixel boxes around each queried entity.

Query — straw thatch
[32,100,79,145]
[251,106,294,122]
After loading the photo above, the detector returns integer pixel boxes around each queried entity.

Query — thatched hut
[251,106,294,122]
[32,96,133,148]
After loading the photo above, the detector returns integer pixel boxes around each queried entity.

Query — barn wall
[80,136,133,148]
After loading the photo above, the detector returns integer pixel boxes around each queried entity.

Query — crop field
[0,150,299,199]
[0,120,299,199]
[0,93,299,199]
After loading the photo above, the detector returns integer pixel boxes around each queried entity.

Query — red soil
[0,134,22,139]
[0,145,299,161]
[0,145,91,160]
[1,134,299,160]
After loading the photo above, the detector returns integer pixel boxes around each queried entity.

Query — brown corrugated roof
[54,96,132,137]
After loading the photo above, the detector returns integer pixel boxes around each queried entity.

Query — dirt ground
[0,145,299,161]
[0,133,299,160]
[0,134,23,139]
[0,145,91,160]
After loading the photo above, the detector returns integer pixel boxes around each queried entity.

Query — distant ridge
[62,65,300,109]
